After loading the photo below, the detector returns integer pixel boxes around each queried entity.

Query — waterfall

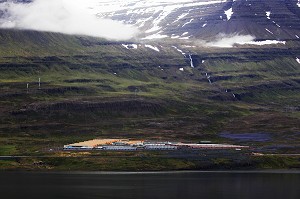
[189,54,194,68]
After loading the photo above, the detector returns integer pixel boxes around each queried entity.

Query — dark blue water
[1,171,300,199]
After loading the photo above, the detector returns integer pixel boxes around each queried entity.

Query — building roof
[68,139,129,147]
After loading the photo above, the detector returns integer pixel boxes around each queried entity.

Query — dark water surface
[1,171,300,199]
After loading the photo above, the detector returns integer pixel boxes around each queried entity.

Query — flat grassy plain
[0,30,299,170]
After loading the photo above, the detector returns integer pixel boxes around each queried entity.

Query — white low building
[63,145,93,150]
[101,146,137,151]
[144,144,178,150]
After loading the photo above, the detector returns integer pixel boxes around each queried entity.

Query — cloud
[197,33,255,48]
[0,0,139,40]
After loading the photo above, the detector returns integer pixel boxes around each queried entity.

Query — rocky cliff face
[91,0,300,41]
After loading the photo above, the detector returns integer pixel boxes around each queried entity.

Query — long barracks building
[64,139,249,151]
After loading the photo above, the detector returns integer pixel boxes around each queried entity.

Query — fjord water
[1,171,299,199]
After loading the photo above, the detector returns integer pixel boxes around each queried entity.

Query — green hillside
[0,29,300,160]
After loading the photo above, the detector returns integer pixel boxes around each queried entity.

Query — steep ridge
[91,0,300,41]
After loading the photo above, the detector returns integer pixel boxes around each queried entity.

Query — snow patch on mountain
[145,45,160,52]
[171,35,180,39]
[179,36,190,40]
[122,44,138,49]
[224,7,233,20]
[266,11,271,20]
[272,21,280,28]
[172,46,186,56]
[182,19,194,27]
[145,5,178,33]
[265,28,274,34]
[173,12,189,23]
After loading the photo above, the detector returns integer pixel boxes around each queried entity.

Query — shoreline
[1,169,300,175]
[1,151,300,171]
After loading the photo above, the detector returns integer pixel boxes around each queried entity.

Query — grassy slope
[0,29,299,171]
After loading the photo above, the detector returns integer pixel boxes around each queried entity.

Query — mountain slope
[0,0,299,156]
[94,0,300,41]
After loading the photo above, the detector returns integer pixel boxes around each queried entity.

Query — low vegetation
[0,30,299,170]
